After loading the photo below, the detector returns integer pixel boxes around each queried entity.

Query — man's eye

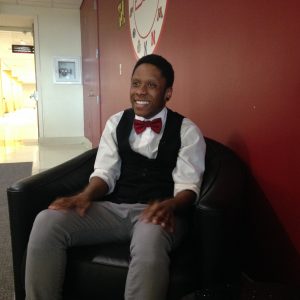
[147,82,157,88]
[132,81,140,87]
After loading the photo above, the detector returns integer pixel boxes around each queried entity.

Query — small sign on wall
[12,44,35,54]
[53,56,82,84]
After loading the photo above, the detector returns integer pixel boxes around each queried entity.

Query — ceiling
[0,0,82,84]
[0,0,82,9]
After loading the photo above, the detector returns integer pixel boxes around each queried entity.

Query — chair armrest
[7,148,97,299]
[7,147,97,230]
[193,138,248,288]
[198,137,247,211]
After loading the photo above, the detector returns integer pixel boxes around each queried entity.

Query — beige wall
[0,4,83,138]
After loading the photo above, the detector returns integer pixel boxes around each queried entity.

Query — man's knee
[34,209,66,230]
[29,209,70,247]
[130,222,172,258]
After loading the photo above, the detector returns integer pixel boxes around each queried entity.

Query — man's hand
[49,177,109,217]
[140,200,175,232]
[140,190,196,232]
[49,193,91,217]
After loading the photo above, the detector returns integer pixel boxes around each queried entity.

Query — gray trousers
[25,201,187,300]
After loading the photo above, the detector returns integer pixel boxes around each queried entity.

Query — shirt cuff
[89,170,115,194]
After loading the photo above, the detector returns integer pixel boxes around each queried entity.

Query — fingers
[75,201,91,217]
[140,201,175,232]
[151,214,175,233]
[159,214,175,233]
[140,201,159,222]
[49,197,73,210]
[49,195,91,217]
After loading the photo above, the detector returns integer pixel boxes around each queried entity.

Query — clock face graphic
[129,0,167,58]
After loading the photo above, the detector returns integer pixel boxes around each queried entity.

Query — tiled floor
[0,108,91,174]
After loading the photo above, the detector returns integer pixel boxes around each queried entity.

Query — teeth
[136,100,149,105]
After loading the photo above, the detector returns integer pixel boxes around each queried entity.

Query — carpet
[0,162,32,300]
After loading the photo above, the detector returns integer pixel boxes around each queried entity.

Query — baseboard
[38,136,92,148]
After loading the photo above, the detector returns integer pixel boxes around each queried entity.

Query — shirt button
[142,168,147,177]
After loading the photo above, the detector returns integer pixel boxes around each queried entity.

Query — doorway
[0,15,38,155]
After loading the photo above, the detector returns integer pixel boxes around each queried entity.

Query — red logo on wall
[129,0,167,58]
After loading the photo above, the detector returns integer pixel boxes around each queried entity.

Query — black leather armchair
[7,138,247,300]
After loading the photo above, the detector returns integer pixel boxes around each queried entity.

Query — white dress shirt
[90,107,206,199]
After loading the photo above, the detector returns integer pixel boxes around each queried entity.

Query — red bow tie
[133,118,162,134]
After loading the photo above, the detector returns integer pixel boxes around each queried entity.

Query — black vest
[108,108,184,204]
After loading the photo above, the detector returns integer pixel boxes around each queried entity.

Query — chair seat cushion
[64,243,129,299]
[63,239,197,300]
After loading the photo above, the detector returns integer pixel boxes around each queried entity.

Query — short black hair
[132,54,174,88]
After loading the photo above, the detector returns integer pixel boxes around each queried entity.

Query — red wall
[96,0,300,281]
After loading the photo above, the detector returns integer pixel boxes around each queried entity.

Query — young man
[25,54,206,300]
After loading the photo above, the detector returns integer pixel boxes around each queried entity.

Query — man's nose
[136,84,147,94]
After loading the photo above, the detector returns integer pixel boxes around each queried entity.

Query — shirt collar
[135,107,167,126]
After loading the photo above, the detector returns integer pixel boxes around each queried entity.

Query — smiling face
[130,63,172,119]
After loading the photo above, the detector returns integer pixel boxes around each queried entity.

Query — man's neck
[135,107,167,121]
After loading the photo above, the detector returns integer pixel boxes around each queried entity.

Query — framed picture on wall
[53,56,82,84]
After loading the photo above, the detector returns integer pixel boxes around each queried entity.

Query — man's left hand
[140,200,175,232]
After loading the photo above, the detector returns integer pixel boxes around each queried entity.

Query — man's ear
[165,87,173,101]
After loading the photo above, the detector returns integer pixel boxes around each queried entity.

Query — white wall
[0,4,83,139]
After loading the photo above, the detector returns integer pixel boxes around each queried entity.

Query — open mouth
[135,100,150,106]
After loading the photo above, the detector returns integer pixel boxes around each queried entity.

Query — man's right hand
[49,177,109,217]
[49,193,91,217]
